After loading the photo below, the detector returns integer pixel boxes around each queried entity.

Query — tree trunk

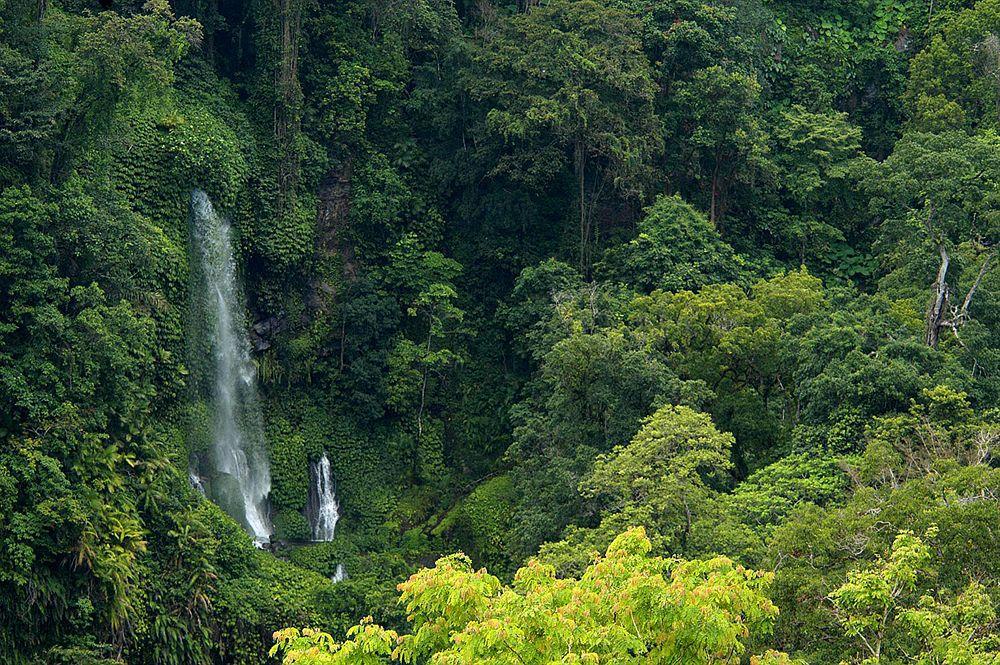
[575,140,588,273]
[274,0,303,215]
[709,153,721,225]
[925,244,950,348]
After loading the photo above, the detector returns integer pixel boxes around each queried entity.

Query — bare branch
[958,249,996,321]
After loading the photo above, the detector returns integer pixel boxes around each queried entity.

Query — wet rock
[250,314,286,351]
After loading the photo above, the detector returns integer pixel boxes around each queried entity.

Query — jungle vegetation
[3,0,1000,662]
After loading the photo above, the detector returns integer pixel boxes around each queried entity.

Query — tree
[619,0,768,92]
[382,234,465,485]
[901,581,1000,665]
[539,414,849,576]
[507,321,675,553]
[831,528,1000,665]
[830,528,937,664]
[0,185,168,653]
[765,392,1000,661]
[906,0,1000,132]
[272,527,794,664]
[42,0,201,179]
[0,44,66,182]
[765,106,871,267]
[469,0,661,271]
[854,386,996,488]
[597,194,744,293]
[630,270,826,473]
[870,131,1000,348]
[580,405,733,550]
[664,65,768,225]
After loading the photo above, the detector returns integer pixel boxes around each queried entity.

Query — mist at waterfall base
[188,190,273,544]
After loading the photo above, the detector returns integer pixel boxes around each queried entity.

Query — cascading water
[307,452,346,581]
[190,189,273,543]
[189,470,206,496]
[308,452,340,541]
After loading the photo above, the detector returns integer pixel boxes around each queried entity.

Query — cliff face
[310,160,356,314]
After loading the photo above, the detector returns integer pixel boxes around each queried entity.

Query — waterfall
[190,190,273,543]
[189,470,206,496]
[308,452,340,541]
[307,453,345,580]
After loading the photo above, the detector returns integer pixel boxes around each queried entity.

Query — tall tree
[272,527,796,664]
[468,0,661,272]
[871,131,1000,348]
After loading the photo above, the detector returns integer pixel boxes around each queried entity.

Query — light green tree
[831,527,1000,664]
[272,527,794,664]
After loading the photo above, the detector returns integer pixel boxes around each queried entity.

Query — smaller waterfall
[308,452,340,541]
[331,563,348,583]
[189,470,206,496]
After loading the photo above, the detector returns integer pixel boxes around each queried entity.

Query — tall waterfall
[190,190,273,543]
[308,452,340,541]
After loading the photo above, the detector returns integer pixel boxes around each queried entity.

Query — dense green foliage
[4,0,1000,661]
[272,527,796,664]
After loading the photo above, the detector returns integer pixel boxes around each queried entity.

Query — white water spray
[189,470,206,496]
[308,452,340,541]
[191,190,273,543]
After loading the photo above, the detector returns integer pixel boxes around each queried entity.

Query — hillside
[2,0,1000,662]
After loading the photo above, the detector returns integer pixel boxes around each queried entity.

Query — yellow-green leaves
[270,621,398,664]
[831,525,1000,663]
[274,526,790,664]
